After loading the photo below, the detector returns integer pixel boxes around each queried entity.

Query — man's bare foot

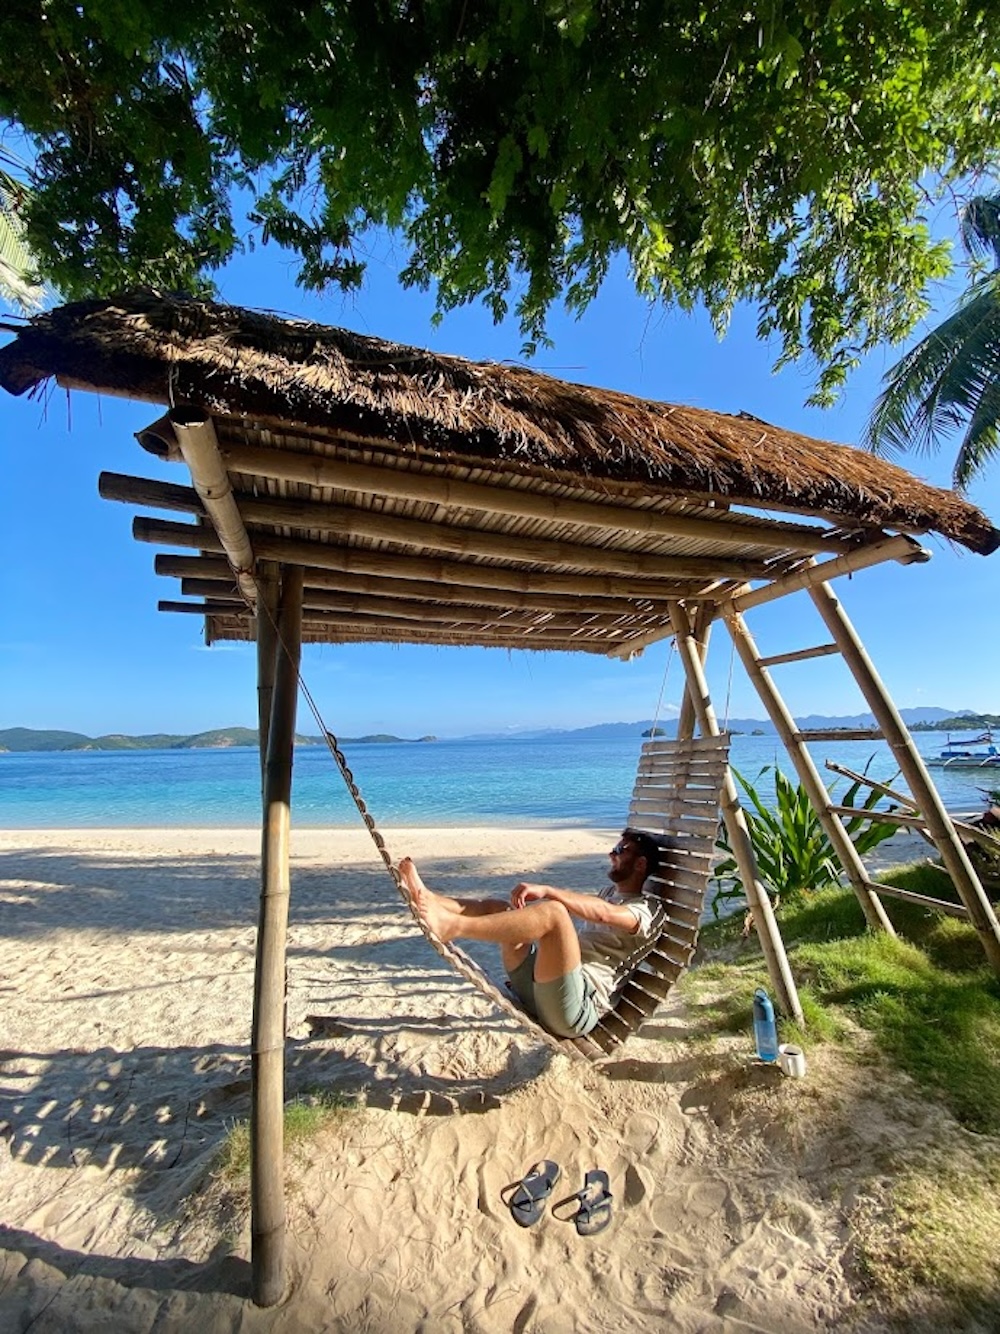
[397,857,457,943]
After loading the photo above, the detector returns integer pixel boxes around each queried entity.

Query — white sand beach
[0,824,955,1332]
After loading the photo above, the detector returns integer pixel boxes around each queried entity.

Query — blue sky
[1,234,998,739]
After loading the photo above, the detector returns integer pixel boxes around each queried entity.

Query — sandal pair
[503,1162,613,1236]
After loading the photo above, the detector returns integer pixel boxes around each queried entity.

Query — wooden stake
[668,601,804,1022]
[676,604,714,742]
[250,565,303,1307]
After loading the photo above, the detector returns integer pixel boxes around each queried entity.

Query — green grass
[697,864,1000,1134]
[217,1090,356,1183]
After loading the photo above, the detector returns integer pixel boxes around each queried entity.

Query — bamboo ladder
[720,576,1000,973]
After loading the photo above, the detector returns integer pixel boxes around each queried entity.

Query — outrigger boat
[928,730,1000,769]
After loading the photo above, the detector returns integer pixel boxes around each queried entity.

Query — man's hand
[510,882,552,910]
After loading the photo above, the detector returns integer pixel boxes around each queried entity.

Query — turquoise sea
[0,731,994,829]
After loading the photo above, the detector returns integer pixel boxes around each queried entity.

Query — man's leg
[397,857,581,980]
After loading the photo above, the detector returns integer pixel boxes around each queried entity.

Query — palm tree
[0,145,46,314]
[864,192,1000,490]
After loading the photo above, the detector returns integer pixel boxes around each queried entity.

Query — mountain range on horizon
[1,708,993,752]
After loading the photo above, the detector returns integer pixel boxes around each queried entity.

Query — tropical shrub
[712,764,901,917]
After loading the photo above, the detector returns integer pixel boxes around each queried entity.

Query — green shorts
[507,948,600,1038]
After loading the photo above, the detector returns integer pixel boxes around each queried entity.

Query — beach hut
[2,291,998,1306]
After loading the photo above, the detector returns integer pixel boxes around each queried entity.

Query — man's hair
[623,828,660,879]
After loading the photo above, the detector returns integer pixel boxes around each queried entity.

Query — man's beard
[608,864,632,885]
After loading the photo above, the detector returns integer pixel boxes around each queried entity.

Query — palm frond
[0,163,46,314]
[864,278,1000,465]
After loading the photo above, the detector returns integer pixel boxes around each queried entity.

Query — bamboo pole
[808,580,1000,974]
[667,601,804,1022]
[165,412,258,606]
[133,516,721,601]
[251,565,303,1307]
[178,579,660,631]
[218,440,839,553]
[155,553,676,616]
[722,606,897,934]
[731,535,929,613]
[676,604,714,742]
[111,471,773,581]
[255,562,280,789]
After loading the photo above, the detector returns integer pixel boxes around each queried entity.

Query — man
[397,829,665,1038]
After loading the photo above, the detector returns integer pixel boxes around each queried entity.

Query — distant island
[0,727,438,753]
[1,709,994,753]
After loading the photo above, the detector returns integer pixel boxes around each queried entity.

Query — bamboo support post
[255,561,280,789]
[722,606,896,935]
[676,603,714,742]
[668,601,804,1022]
[250,565,304,1307]
[808,580,1000,974]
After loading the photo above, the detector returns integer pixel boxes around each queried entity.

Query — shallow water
[1,731,992,829]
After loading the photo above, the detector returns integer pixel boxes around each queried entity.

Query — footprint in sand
[622,1111,659,1154]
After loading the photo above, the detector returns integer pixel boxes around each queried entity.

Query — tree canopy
[2,2,999,400]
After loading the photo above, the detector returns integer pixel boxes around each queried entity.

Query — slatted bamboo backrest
[417,734,730,1063]
[564,733,730,1060]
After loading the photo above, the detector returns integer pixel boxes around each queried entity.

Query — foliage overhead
[1,3,999,399]
[865,190,1000,488]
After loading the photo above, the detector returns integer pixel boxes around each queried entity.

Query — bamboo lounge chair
[391,734,731,1062]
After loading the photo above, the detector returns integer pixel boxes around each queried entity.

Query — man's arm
[511,882,640,933]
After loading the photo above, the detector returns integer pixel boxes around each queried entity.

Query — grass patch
[698,869,1000,1133]
[853,1153,1000,1324]
[217,1089,356,1184]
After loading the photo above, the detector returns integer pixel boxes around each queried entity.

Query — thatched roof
[0,292,995,656]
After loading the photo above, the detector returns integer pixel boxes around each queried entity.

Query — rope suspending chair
[327,727,731,1063]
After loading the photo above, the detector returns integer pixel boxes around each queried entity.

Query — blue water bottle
[753,988,779,1062]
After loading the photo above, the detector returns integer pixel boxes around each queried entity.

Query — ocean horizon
[1,730,994,830]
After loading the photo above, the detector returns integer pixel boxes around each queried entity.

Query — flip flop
[569,1169,613,1236]
[504,1160,561,1228]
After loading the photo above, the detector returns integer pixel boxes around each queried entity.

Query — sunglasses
[610,841,634,856]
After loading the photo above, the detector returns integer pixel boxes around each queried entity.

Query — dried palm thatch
[1,291,997,555]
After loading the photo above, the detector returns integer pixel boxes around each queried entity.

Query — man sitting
[398,829,665,1038]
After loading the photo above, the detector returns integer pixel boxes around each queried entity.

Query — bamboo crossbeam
[757,642,839,667]
[109,471,772,581]
[168,588,653,634]
[219,440,839,553]
[730,535,930,612]
[828,805,1000,853]
[155,553,673,616]
[823,759,919,811]
[794,728,883,742]
[134,516,721,601]
[165,599,649,645]
[864,880,971,920]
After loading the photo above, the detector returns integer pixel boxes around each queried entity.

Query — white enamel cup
[778,1043,807,1078]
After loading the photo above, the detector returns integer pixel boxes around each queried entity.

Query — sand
[0,824,945,1332]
